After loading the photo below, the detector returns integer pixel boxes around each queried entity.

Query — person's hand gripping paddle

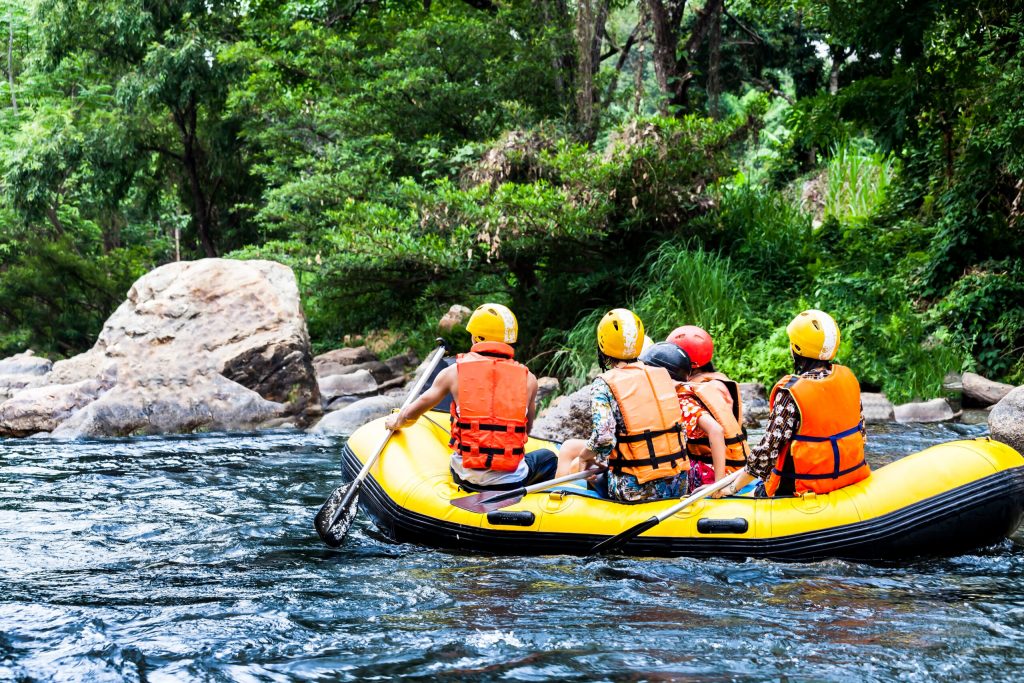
[314,340,448,547]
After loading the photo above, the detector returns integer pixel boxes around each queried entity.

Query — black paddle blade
[450,489,525,514]
[588,516,660,556]
[314,483,359,547]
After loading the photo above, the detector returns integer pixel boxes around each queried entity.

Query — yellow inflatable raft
[341,411,1024,560]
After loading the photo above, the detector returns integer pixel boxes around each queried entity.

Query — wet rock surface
[311,395,401,435]
[531,385,593,442]
[989,386,1024,454]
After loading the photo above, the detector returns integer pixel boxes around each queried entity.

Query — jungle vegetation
[1,0,1022,401]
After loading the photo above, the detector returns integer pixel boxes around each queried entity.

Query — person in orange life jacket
[555,309,690,502]
[666,325,750,489]
[383,304,557,491]
[639,342,727,499]
[721,310,870,498]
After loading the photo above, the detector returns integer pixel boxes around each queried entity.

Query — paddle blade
[450,489,525,514]
[589,516,659,556]
[314,483,359,547]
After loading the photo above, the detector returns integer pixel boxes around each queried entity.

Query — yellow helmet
[597,308,645,360]
[787,309,841,361]
[466,303,518,344]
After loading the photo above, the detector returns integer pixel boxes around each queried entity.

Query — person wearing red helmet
[666,325,750,488]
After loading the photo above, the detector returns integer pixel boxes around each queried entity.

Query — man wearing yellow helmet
[556,309,690,502]
[384,303,557,490]
[722,309,870,498]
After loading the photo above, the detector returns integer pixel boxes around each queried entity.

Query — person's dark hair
[793,354,831,375]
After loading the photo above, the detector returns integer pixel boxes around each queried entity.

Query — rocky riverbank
[0,263,1021,450]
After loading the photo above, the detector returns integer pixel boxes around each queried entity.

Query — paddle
[587,468,745,555]
[314,339,448,548]
[450,467,605,514]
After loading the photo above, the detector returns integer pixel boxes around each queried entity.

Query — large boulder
[962,372,1015,408]
[0,259,319,437]
[861,393,895,424]
[893,398,957,423]
[531,385,592,442]
[990,386,1024,455]
[311,395,401,435]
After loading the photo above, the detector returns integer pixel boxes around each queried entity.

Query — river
[2,421,1023,681]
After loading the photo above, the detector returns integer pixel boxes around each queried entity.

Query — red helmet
[666,325,713,367]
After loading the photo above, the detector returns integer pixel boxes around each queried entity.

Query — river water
[2,421,1022,682]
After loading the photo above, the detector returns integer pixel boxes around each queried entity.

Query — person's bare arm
[525,372,539,433]
[384,365,454,430]
[698,414,727,480]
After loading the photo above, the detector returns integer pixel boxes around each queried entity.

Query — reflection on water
[2,422,1023,681]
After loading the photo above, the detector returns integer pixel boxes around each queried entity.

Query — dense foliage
[1,0,1021,400]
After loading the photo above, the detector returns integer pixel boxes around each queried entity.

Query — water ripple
[3,423,1023,681]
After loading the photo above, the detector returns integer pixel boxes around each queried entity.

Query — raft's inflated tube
[341,411,1024,561]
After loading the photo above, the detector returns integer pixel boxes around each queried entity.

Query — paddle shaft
[589,468,745,555]
[327,341,448,528]
[460,467,605,507]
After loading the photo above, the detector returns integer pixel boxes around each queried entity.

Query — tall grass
[546,243,750,387]
[824,140,898,223]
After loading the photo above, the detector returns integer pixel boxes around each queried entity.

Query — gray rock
[315,359,395,383]
[943,371,963,392]
[384,350,419,376]
[313,347,378,373]
[962,372,1015,408]
[531,385,593,442]
[318,370,379,403]
[51,373,283,438]
[893,398,958,423]
[536,377,560,406]
[990,386,1024,455]
[0,258,319,437]
[739,382,769,421]
[0,350,52,376]
[310,395,401,435]
[438,304,471,332]
[861,392,895,424]
[0,378,110,436]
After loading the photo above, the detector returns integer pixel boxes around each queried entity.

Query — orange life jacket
[682,373,749,470]
[449,342,529,472]
[763,364,870,497]
[601,363,689,484]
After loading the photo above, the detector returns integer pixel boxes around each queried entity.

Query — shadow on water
[3,422,1024,681]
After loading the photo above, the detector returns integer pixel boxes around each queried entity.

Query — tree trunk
[174,99,217,258]
[575,0,596,140]
[707,1,722,118]
[828,45,848,95]
[7,11,16,114]
[646,0,686,112]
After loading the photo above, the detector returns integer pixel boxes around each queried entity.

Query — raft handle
[486,511,536,527]
[697,518,749,534]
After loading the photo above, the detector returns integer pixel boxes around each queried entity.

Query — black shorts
[450,448,558,492]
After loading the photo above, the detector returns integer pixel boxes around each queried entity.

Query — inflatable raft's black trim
[341,446,1024,561]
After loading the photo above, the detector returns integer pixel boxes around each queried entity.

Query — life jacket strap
[454,421,526,433]
[771,458,868,481]
[686,427,748,447]
[791,422,863,443]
